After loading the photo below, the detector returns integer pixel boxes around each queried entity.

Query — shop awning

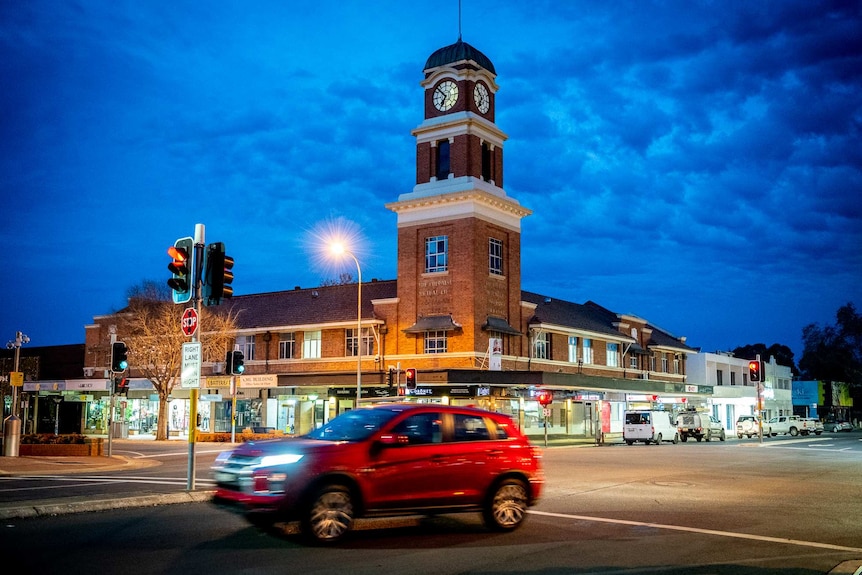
[403,314,462,334]
[482,316,522,336]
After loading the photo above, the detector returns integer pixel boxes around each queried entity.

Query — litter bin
[111,421,129,439]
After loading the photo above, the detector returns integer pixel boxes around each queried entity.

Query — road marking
[529,510,862,553]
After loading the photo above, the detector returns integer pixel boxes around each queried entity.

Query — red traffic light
[748,360,762,383]
[536,391,553,406]
[405,368,416,389]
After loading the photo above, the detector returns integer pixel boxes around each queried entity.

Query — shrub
[21,433,87,445]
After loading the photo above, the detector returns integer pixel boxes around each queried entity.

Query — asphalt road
[1,434,860,574]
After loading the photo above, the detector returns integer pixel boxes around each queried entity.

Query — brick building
[75,38,705,440]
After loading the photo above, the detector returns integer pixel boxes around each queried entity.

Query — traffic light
[405,367,416,389]
[167,237,194,304]
[114,376,129,395]
[536,390,553,406]
[226,350,245,376]
[111,341,128,373]
[204,242,234,306]
[387,367,395,388]
[749,360,763,383]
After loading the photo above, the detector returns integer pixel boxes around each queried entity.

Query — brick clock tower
[386,39,531,362]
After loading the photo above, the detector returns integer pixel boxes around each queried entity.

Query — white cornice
[386,181,531,231]
[412,112,507,147]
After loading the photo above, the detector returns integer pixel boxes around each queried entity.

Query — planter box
[19,439,104,457]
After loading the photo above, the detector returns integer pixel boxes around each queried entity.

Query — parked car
[623,410,679,445]
[799,418,824,436]
[765,415,806,437]
[736,415,759,439]
[823,420,853,432]
[676,410,726,442]
[211,403,544,544]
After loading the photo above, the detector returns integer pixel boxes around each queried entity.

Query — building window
[606,343,619,367]
[237,335,255,361]
[650,355,656,372]
[674,356,681,374]
[425,236,448,273]
[534,332,549,360]
[662,356,669,373]
[346,327,374,357]
[582,339,593,364]
[568,336,578,363]
[716,369,724,386]
[279,332,295,359]
[730,371,737,386]
[436,139,450,180]
[424,330,447,354]
[630,354,638,369]
[481,142,491,181]
[489,238,503,276]
[303,330,321,359]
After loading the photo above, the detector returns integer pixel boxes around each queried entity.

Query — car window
[305,408,400,441]
[625,412,649,425]
[452,413,492,442]
[390,412,442,445]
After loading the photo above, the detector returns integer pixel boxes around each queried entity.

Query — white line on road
[529,510,862,553]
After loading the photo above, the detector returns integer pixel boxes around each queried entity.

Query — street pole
[3,331,29,457]
[187,223,205,491]
[756,353,764,444]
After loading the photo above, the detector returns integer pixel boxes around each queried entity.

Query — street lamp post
[3,331,30,457]
[331,243,362,409]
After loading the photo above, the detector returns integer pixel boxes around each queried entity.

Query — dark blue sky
[2,1,860,361]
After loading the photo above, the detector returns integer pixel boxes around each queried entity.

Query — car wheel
[483,478,528,531]
[654,433,663,445]
[719,430,726,441]
[696,435,702,442]
[681,435,688,442]
[737,434,743,439]
[672,432,679,444]
[790,427,799,437]
[625,440,634,445]
[301,483,355,544]
[815,432,822,435]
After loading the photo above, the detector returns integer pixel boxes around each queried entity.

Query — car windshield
[304,408,401,442]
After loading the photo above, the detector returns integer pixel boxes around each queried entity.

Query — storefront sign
[200,394,222,402]
[66,394,93,402]
[65,379,111,391]
[205,376,232,388]
[238,374,278,388]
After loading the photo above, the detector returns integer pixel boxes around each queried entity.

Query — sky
[1,1,860,363]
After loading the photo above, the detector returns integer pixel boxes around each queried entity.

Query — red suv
[211,403,544,544]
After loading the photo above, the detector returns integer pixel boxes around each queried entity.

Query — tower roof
[424,39,496,74]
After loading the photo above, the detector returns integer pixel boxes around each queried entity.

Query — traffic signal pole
[187,223,205,492]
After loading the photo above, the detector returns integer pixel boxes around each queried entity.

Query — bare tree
[118,281,237,440]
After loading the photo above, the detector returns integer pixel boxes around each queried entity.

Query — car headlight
[259,453,304,467]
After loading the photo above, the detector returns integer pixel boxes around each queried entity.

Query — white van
[623,410,679,445]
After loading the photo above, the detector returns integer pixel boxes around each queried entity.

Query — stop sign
[181,307,198,337]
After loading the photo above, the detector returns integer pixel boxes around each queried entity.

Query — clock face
[473,82,490,114]
[433,80,459,111]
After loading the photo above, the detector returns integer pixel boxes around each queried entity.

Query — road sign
[181,307,198,337]
[10,372,24,387]
[181,342,201,389]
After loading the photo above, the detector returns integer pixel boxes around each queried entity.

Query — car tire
[719,429,726,441]
[790,427,799,437]
[681,435,688,442]
[654,433,663,445]
[625,440,634,445]
[696,435,702,442]
[483,478,528,531]
[815,431,822,435]
[672,432,679,444]
[301,483,355,544]
[737,434,743,439]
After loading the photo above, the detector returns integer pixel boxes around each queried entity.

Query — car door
[365,410,454,510]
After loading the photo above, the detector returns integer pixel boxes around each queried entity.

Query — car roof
[364,402,506,419]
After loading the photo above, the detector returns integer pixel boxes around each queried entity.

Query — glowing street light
[330,242,363,408]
